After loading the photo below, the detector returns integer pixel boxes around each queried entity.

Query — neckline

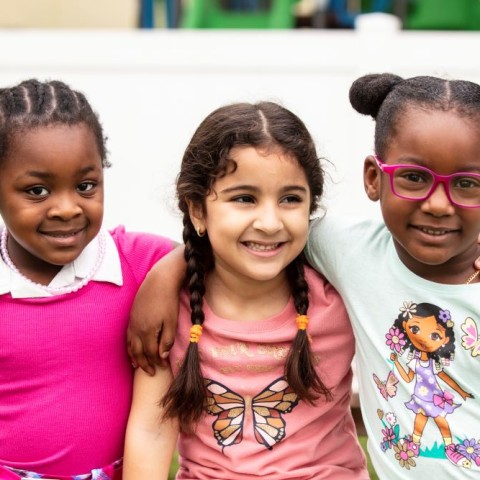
[0,228,106,296]
[199,293,296,334]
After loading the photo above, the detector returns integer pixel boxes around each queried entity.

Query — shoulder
[109,225,174,257]
[309,214,385,241]
[304,266,343,307]
[307,214,389,265]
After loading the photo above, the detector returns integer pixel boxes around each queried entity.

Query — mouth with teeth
[413,226,458,236]
[243,242,282,252]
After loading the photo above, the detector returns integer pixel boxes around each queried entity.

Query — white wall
[1,27,480,242]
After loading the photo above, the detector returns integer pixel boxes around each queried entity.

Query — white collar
[0,228,123,298]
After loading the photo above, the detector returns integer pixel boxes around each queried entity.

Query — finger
[474,255,480,270]
[126,329,135,363]
[141,328,162,366]
[127,330,142,366]
[159,321,177,360]
[136,350,156,376]
[129,336,155,376]
[127,336,144,368]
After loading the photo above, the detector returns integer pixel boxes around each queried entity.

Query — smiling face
[189,145,311,289]
[364,107,480,282]
[0,123,104,284]
[403,314,449,354]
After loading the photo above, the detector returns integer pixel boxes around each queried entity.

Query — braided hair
[349,73,480,157]
[162,101,331,430]
[0,78,108,166]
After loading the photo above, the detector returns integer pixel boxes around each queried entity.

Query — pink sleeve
[109,225,175,285]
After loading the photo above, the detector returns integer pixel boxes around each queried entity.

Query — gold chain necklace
[465,270,480,285]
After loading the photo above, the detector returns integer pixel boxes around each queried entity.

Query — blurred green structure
[405,0,480,30]
[181,0,298,28]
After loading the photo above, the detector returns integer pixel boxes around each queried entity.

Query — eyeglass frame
[373,154,480,209]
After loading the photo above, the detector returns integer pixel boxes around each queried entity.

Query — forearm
[123,368,178,478]
[128,245,187,371]
[124,425,177,479]
[144,244,187,295]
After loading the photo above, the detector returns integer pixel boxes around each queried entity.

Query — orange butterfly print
[205,377,299,451]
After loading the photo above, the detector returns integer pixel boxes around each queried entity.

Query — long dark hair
[162,101,330,430]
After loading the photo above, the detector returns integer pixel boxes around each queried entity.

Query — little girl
[123,101,368,479]
[0,79,174,479]
[127,75,480,479]
[304,74,480,478]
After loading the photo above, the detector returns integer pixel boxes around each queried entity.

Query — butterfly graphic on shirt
[204,377,299,451]
[373,371,398,400]
[460,317,480,357]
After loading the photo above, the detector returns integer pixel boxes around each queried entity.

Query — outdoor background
[1,2,480,478]
[2,1,479,242]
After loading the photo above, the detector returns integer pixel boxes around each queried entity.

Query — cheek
[291,215,310,244]
[460,212,480,233]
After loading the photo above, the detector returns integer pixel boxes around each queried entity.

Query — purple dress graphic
[405,353,459,418]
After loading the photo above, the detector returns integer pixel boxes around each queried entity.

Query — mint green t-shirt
[306,215,480,479]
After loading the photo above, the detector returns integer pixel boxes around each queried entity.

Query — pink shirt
[170,267,368,480]
[0,226,173,476]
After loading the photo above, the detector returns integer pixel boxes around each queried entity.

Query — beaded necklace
[0,228,106,296]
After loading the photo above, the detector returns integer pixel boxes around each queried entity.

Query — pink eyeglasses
[374,155,480,208]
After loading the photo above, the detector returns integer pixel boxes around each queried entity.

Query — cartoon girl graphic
[389,302,473,468]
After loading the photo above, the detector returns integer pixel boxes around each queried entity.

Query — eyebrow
[219,185,309,194]
[20,165,100,179]
[394,158,480,174]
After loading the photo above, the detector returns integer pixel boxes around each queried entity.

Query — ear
[364,155,381,202]
[187,199,206,233]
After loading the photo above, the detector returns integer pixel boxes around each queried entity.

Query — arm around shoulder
[123,366,178,479]
[128,246,187,374]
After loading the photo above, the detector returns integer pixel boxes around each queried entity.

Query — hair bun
[349,73,403,118]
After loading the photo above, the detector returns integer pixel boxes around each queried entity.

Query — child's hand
[128,273,176,374]
[390,353,398,362]
[127,246,186,375]
[460,390,474,401]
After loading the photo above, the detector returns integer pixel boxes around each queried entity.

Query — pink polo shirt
[0,226,173,476]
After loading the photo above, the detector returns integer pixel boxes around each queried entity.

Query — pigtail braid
[162,221,208,431]
[285,255,332,403]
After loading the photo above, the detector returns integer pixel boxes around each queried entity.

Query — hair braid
[32,81,47,115]
[0,78,108,166]
[169,101,327,429]
[285,255,332,403]
[162,221,208,430]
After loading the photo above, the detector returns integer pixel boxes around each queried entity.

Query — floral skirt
[0,459,122,480]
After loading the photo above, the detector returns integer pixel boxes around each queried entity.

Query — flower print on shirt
[374,301,476,470]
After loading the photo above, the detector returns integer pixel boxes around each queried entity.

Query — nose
[252,203,283,234]
[420,182,455,216]
[47,192,83,220]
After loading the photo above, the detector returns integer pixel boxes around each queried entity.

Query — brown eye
[77,182,95,193]
[27,186,48,197]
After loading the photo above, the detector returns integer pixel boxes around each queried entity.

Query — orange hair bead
[189,324,203,343]
[296,314,309,330]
